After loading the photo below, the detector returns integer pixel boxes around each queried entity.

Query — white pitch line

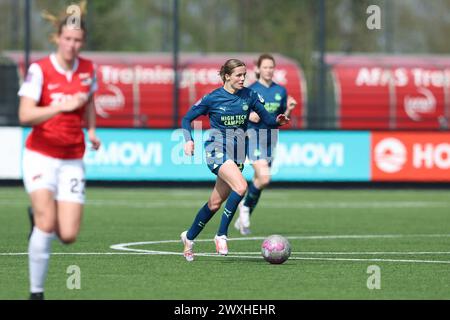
[2,252,450,265]
[205,254,450,265]
[3,251,450,256]
[195,251,450,255]
[107,234,450,265]
[291,251,450,255]
[288,257,450,265]
[1,198,450,209]
[109,233,450,252]
[87,200,450,209]
[0,252,156,256]
[3,234,450,264]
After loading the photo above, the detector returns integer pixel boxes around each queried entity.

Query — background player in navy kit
[180,59,289,261]
[234,54,297,235]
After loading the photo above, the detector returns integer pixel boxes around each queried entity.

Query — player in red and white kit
[18,13,100,300]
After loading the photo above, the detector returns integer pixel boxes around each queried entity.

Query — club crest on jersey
[275,93,282,101]
[257,93,265,104]
[242,103,249,111]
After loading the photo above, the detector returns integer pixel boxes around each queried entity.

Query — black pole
[172,0,180,128]
[24,0,31,77]
[317,0,326,128]
[384,0,394,53]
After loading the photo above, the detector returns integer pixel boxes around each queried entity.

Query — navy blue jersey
[248,81,287,130]
[181,87,279,165]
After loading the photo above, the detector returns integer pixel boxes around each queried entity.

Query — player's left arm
[85,67,101,151]
[85,98,101,150]
[249,111,260,123]
[283,93,297,119]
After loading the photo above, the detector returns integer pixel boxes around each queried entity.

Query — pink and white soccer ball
[261,235,291,264]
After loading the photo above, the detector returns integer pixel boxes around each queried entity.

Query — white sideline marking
[289,257,450,265]
[109,233,450,252]
[3,253,450,265]
[108,234,450,265]
[187,251,450,255]
[3,251,450,257]
[87,200,450,209]
[1,198,449,209]
[3,234,450,264]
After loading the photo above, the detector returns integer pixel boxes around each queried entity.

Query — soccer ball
[261,235,291,264]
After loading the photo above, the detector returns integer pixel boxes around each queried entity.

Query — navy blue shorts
[205,147,244,175]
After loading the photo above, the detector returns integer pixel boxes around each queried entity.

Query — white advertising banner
[0,127,22,178]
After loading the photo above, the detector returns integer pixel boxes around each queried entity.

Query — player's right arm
[18,63,87,126]
[19,95,87,126]
[181,95,209,155]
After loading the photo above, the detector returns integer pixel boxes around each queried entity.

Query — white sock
[28,227,55,293]
[240,205,250,227]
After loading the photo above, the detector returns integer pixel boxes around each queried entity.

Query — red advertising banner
[328,54,450,130]
[395,67,448,129]
[333,65,391,129]
[8,51,306,129]
[372,132,450,181]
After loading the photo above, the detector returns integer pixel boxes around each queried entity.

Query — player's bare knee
[207,200,222,213]
[38,225,56,234]
[235,181,248,196]
[35,217,56,234]
[259,176,271,189]
[59,234,77,244]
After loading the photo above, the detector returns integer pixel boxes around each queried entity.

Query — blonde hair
[219,59,246,83]
[41,0,88,43]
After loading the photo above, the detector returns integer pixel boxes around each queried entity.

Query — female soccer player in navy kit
[180,59,289,261]
[234,54,297,235]
[18,5,100,299]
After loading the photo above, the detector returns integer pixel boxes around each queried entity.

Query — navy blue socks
[217,191,245,236]
[243,181,262,215]
[187,203,215,240]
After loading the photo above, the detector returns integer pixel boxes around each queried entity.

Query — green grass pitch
[1,186,450,300]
